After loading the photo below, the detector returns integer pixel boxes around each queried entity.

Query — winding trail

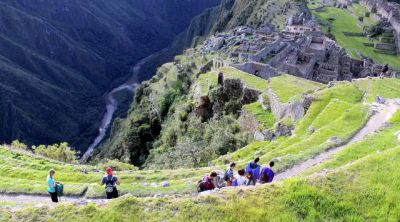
[275,99,400,181]
[1,99,399,210]
[82,48,169,161]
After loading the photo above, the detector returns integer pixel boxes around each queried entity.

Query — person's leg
[106,192,113,199]
[49,192,58,202]
[113,189,119,198]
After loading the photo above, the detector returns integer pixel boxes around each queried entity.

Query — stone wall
[266,88,305,121]
[232,62,280,80]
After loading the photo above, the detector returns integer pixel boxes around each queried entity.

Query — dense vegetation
[0,0,220,151]
[1,77,400,221]
[96,0,309,168]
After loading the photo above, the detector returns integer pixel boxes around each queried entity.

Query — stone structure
[360,0,400,54]
[197,11,395,84]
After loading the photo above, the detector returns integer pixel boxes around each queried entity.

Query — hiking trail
[274,99,400,181]
[1,99,399,211]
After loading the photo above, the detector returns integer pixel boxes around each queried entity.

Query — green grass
[243,102,275,129]
[216,81,368,172]
[357,78,400,103]
[197,67,268,96]
[269,74,325,103]
[1,75,400,221]
[0,146,215,198]
[4,145,400,221]
[311,6,400,68]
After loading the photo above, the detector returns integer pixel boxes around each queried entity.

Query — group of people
[46,167,120,202]
[198,158,275,192]
[46,158,274,202]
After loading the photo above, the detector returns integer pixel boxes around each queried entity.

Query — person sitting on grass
[245,157,261,186]
[47,169,58,203]
[198,171,218,192]
[224,162,236,186]
[260,161,275,184]
[233,169,246,186]
[101,167,120,199]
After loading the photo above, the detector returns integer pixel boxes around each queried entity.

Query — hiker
[198,171,218,192]
[224,162,236,186]
[233,169,246,186]
[380,64,389,79]
[245,157,261,186]
[260,161,275,184]
[47,169,58,203]
[101,167,120,199]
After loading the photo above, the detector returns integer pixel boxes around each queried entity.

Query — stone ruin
[197,18,397,84]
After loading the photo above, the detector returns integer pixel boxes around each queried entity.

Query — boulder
[161,181,170,187]
[375,95,386,104]
[395,131,400,141]
[275,122,292,137]
[328,136,342,144]
[262,129,275,141]
[308,126,316,133]
[254,131,265,141]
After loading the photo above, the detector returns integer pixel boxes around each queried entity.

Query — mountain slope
[0,0,220,151]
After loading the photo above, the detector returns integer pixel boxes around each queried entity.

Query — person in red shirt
[198,171,218,192]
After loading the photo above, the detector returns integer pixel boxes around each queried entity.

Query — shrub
[32,142,78,163]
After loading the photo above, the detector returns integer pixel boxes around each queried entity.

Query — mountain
[0,0,220,151]
[94,0,309,167]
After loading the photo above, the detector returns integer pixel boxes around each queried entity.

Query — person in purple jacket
[260,161,275,184]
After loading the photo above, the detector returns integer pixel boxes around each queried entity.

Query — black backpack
[105,176,115,193]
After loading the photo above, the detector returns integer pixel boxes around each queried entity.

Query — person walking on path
[101,167,120,199]
[245,157,261,185]
[260,161,275,184]
[47,169,58,203]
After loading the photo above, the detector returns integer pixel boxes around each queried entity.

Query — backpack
[197,180,205,192]
[223,170,230,181]
[56,184,64,197]
[105,176,115,193]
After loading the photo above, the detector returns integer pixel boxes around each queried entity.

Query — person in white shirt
[233,169,246,186]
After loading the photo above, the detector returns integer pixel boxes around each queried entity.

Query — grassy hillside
[1,76,400,221]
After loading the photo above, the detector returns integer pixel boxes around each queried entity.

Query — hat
[106,167,113,175]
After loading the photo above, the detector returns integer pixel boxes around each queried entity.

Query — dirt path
[0,194,108,211]
[2,100,399,210]
[274,99,400,181]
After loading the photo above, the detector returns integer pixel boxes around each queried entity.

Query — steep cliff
[0,0,220,151]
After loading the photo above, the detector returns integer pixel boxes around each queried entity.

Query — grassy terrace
[243,102,275,129]
[4,143,400,221]
[197,67,268,96]
[268,74,325,103]
[0,146,216,198]
[216,80,368,170]
[357,78,400,103]
[1,74,400,220]
[310,6,400,68]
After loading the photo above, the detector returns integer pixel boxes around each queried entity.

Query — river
[82,48,169,161]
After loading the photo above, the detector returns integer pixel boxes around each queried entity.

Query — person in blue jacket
[245,157,261,185]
